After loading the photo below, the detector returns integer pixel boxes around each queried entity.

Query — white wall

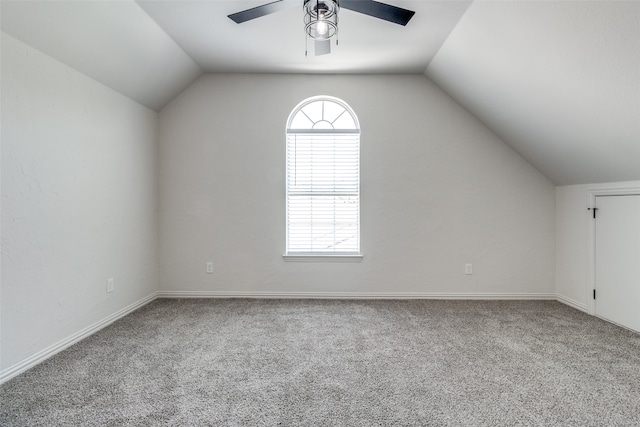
[556,181,640,311]
[159,74,555,297]
[1,33,159,374]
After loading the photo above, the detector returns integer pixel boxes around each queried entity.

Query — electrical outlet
[206,262,214,274]
[465,264,473,275]
[107,277,114,293]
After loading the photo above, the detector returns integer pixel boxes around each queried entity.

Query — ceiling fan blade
[315,39,331,56]
[228,0,297,24]
[341,0,415,26]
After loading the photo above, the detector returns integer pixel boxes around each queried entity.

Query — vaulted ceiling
[2,0,639,185]
[426,0,640,185]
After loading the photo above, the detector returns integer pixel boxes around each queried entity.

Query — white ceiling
[1,0,202,111]
[136,0,471,74]
[426,0,640,185]
[0,0,471,107]
[1,0,639,185]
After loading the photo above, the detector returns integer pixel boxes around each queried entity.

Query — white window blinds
[286,98,360,255]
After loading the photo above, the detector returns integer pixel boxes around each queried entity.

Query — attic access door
[594,194,640,333]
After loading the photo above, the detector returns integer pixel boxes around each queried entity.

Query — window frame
[283,96,363,262]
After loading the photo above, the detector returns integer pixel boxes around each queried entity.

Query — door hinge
[588,207,598,219]
[593,289,596,299]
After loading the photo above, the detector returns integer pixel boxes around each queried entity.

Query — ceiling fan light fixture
[228,0,416,57]
[304,0,339,41]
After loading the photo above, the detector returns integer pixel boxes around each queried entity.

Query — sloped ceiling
[136,0,471,73]
[1,0,639,185]
[426,0,640,185]
[1,0,202,111]
[0,0,471,104]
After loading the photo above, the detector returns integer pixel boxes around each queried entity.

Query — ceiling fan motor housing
[304,0,339,40]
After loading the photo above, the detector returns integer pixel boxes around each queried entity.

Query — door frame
[587,187,640,316]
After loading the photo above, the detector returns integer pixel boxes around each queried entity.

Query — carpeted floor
[1,299,639,426]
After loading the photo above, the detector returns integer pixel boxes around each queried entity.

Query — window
[285,96,361,258]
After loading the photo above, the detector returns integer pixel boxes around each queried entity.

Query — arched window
[285,96,361,257]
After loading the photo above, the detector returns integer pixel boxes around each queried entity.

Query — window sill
[283,253,363,263]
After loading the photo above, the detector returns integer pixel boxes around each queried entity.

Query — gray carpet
[1,299,639,426]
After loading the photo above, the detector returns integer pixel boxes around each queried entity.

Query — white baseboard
[555,294,589,313]
[0,293,157,385]
[157,290,558,300]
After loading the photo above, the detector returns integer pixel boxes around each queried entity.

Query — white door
[595,194,640,332]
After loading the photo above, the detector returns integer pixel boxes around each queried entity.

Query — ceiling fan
[228,0,416,56]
